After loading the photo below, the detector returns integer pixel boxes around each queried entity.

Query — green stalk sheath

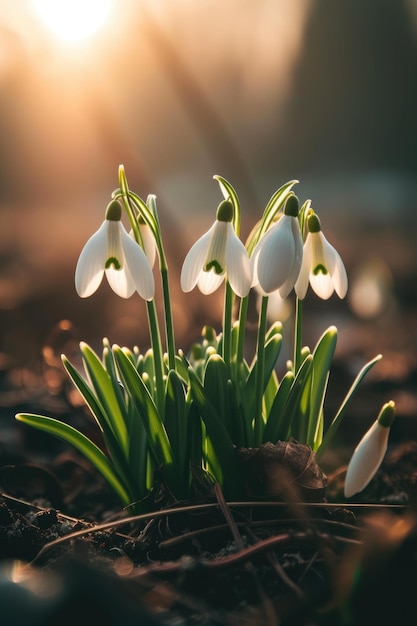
[294,297,303,373]
[254,295,268,445]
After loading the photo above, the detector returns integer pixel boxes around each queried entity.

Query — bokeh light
[31,0,113,44]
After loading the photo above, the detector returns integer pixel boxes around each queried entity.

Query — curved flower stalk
[75,199,155,300]
[295,211,348,300]
[344,401,396,498]
[180,199,252,298]
[251,194,303,298]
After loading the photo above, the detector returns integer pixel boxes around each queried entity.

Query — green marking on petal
[205,260,224,274]
[313,264,328,275]
[105,257,122,270]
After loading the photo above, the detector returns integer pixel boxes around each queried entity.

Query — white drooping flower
[295,212,348,300]
[75,200,155,300]
[251,195,303,298]
[130,218,157,268]
[344,400,396,498]
[180,200,252,298]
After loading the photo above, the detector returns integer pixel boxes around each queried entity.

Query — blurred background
[1,0,417,448]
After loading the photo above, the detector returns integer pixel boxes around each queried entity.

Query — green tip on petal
[284,194,299,217]
[216,200,234,222]
[377,400,396,428]
[307,212,321,233]
[105,200,122,221]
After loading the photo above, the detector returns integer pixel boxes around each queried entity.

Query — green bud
[377,400,396,428]
[105,200,122,221]
[307,212,321,233]
[216,200,234,222]
[191,343,203,360]
[202,325,217,342]
[284,194,299,217]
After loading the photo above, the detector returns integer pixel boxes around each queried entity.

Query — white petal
[197,270,225,294]
[180,224,215,292]
[225,224,252,297]
[205,221,228,271]
[324,241,348,298]
[250,239,262,288]
[139,223,157,268]
[309,272,335,299]
[279,218,303,298]
[320,235,348,299]
[106,266,136,298]
[308,232,335,299]
[75,221,108,297]
[257,218,295,294]
[120,227,155,300]
[294,235,312,299]
[344,421,389,497]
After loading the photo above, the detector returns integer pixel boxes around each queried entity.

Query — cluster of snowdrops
[16,166,395,512]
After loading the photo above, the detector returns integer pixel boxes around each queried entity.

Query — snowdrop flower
[251,194,303,298]
[130,217,157,268]
[295,212,348,300]
[75,200,155,300]
[344,400,395,498]
[180,200,252,297]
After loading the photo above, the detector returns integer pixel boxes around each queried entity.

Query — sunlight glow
[32,0,113,44]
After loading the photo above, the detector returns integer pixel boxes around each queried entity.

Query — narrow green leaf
[244,333,283,419]
[263,368,279,421]
[113,346,174,469]
[62,355,107,432]
[306,326,338,447]
[262,371,294,443]
[80,342,129,455]
[15,413,131,505]
[62,354,138,491]
[316,354,383,459]
[269,355,314,442]
[203,355,233,437]
[165,369,191,495]
[188,367,242,498]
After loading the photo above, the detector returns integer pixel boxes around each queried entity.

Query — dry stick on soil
[26,499,403,566]
[213,483,279,626]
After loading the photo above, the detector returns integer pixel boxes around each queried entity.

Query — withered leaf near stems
[236,438,327,502]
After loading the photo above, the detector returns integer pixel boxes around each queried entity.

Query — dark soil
[1,365,417,626]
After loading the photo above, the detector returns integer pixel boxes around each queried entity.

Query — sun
[32,0,113,44]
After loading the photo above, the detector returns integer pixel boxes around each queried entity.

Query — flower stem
[294,296,303,373]
[146,300,166,418]
[145,195,177,373]
[236,295,249,368]
[160,266,176,371]
[254,295,268,446]
[222,282,234,368]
